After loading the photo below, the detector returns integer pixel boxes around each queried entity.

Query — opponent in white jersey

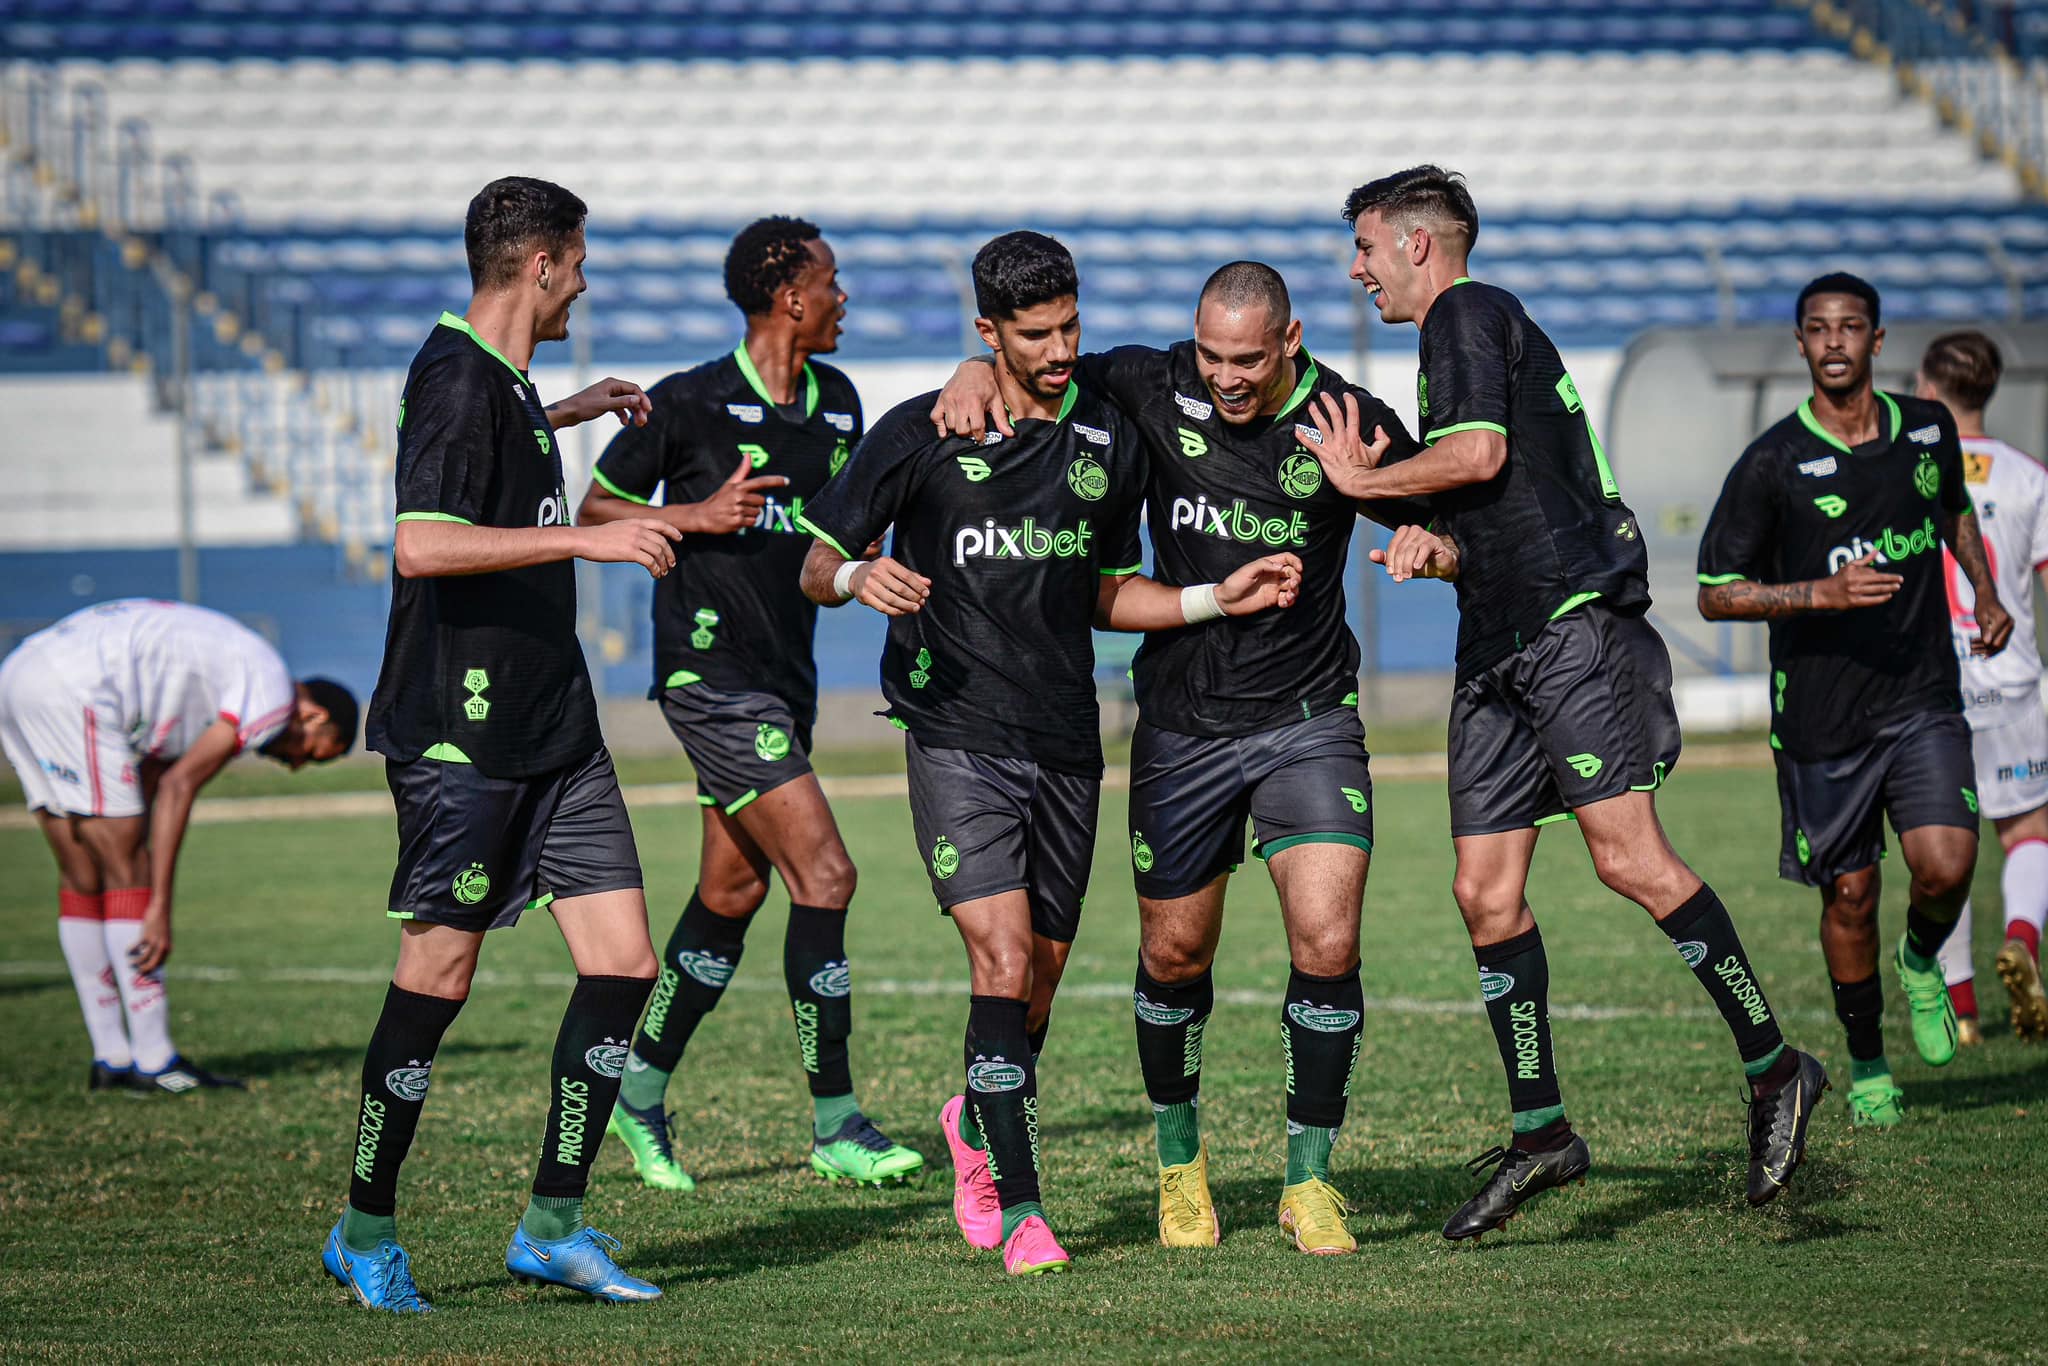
[1916,332,2048,1043]
[0,599,358,1091]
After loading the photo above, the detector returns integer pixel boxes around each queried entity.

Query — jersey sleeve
[203,636,296,754]
[394,355,498,524]
[592,376,693,506]
[1075,346,1169,415]
[798,398,930,560]
[1342,383,1433,529]
[1419,290,1512,445]
[1101,417,1148,576]
[1697,447,1780,584]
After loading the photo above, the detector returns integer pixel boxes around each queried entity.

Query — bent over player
[0,598,355,1092]
[800,231,1300,1276]
[1322,165,1826,1239]
[322,177,684,1312]
[580,216,921,1191]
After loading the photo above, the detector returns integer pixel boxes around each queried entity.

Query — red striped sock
[1949,978,1978,1020]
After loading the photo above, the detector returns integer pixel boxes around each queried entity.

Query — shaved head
[1198,260,1291,337]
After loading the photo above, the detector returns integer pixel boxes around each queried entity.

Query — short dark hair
[464,177,587,292]
[724,216,823,317]
[303,677,359,755]
[1795,272,1881,328]
[972,231,1078,320]
[1198,261,1291,334]
[1920,329,2003,411]
[1341,164,1479,250]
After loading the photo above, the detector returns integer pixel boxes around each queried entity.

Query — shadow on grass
[0,975,69,998]
[633,1188,948,1281]
[1906,1052,2048,1112]
[205,1038,527,1080]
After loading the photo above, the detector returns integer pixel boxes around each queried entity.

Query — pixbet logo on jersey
[952,517,1093,566]
[1168,494,1309,547]
[1827,516,1939,573]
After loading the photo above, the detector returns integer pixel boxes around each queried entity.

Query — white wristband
[832,559,860,602]
[1180,582,1224,624]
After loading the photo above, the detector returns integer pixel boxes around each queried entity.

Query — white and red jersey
[1947,436,2048,725]
[27,599,296,758]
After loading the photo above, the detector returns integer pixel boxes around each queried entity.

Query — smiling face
[1796,292,1883,399]
[534,227,588,343]
[1192,298,1303,424]
[978,295,1080,405]
[1347,208,1426,324]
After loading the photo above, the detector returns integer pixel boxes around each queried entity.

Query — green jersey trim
[1451,276,1475,287]
[1550,590,1602,621]
[1424,419,1508,446]
[733,342,820,419]
[420,742,472,762]
[1100,562,1143,576]
[395,511,474,525]
[1272,351,1322,422]
[1697,572,1748,585]
[1796,391,1901,456]
[663,669,702,688]
[591,466,652,505]
[795,511,855,560]
[437,310,530,387]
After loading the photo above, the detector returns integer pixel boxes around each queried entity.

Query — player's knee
[1910,858,1973,906]
[1823,872,1880,924]
[967,943,1033,999]
[1588,844,1686,908]
[786,847,857,909]
[1140,936,1213,983]
[1452,871,1519,927]
[701,872,769,917]
[1289,925,1360,978]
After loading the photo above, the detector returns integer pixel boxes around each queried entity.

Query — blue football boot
[322,1219,433,1313]
[505,1224,661,1303]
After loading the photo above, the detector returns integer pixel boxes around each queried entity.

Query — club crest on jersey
[1072,422,1111,446]
[1293,423,1323,446]
[1279,451,1324,499]
[1174,393,1213,420]
[727,403,764,424]
[824,411,854,433]
[1907,423,1942,446]
[1796,457,1838,478]
[1068,456,1108,501]
[1914,460,1941,500]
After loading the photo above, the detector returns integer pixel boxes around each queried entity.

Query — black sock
[785,903,853,1099]
[1133,964,1211,1107]
[1658,884,1786,1070]
[634,891,750,1074]
[1905,902,1958,963]
[1281,964,1363,1129]
[1475,927,1566,1132]
[1830,973,1886,1068]
[347,983,465,1219]
[532,974,654,1199]
[966,995,1040,1213]
[1028,1016,1050,1064]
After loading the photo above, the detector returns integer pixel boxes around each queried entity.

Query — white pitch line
[0,958,1831,1024]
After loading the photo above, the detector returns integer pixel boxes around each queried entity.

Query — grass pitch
[1,758,2044,1362]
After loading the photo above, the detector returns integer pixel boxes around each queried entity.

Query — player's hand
[579,518,682,578]
[131,898,172,973]
[1972,592,2014,656]
[689,451,791,534]
[931,359,1010,442]
[1369,525,1459,583]
[849,556,931,615]
[549,377,653,430]
[1813,553,1902,610]
[1216,554,1303,615]
[1307,392,1393,497]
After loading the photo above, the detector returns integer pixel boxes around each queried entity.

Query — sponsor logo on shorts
[584,1040,628,1078]
[1130,831,1155,873]
[1995,756,2048,784]
[808,962,852,998]
[1340,786,1369,814]
[931,837,960,880]
[1795,828,1812,865]
[1285,1002,1360,1032]
[1278,451,1324,499]
[38,757,80,785]
[677,949,735,987]
[452,862,491,905]
[968,1059,1026,1093]
[1478,970,1515,1001]
[1675,940,1709,970]
[1174,393,1213,420]
[1067,456,1108,501]
[1564,752,1603,779]
[1133,992,1193,1026]
[1962,787,1979,814]
[384,1061,432,1102]
[755,724,792,762]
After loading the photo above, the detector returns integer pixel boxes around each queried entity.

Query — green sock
[618,1051,670,1111]
[813,1091,860,1141]
[340,1204,397,1253]
[1284,1124,1336,1186]
[999,1200,1045,1241]
[1850,1056,1893,1085]
[519,1194,583,1242]
[1511,1103,1566,1134]
[1742,1043,1786,1078]
[957,1098,986,1152]
[1153,1101,1200,1167]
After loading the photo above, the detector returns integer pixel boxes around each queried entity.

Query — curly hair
[724,216,823,317]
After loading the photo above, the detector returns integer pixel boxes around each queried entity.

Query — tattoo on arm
[1698,579,1817,620]
[1945,511,1994,592]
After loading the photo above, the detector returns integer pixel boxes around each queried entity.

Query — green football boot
[607,1097,696,1192]
[810,1114,925,1187]
[1895,934,1960,1067]
[1848,1074,1905,1128]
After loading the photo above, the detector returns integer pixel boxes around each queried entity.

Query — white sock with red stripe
[2004,839,2048,962]
[1939,898,1977,1018]
[102,888,176,1073]
[58,890,132,1067]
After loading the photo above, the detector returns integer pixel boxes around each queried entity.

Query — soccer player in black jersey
[1318,165,1827,1239]
[1698,273,2011,1128]
[578,217,922,1192]
[800,232,1302,1277]
[931,262,1428,1254]
[322,177,685,1311]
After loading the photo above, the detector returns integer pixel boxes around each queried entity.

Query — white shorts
[1968,690,2048,822]
[0,639,143,818]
